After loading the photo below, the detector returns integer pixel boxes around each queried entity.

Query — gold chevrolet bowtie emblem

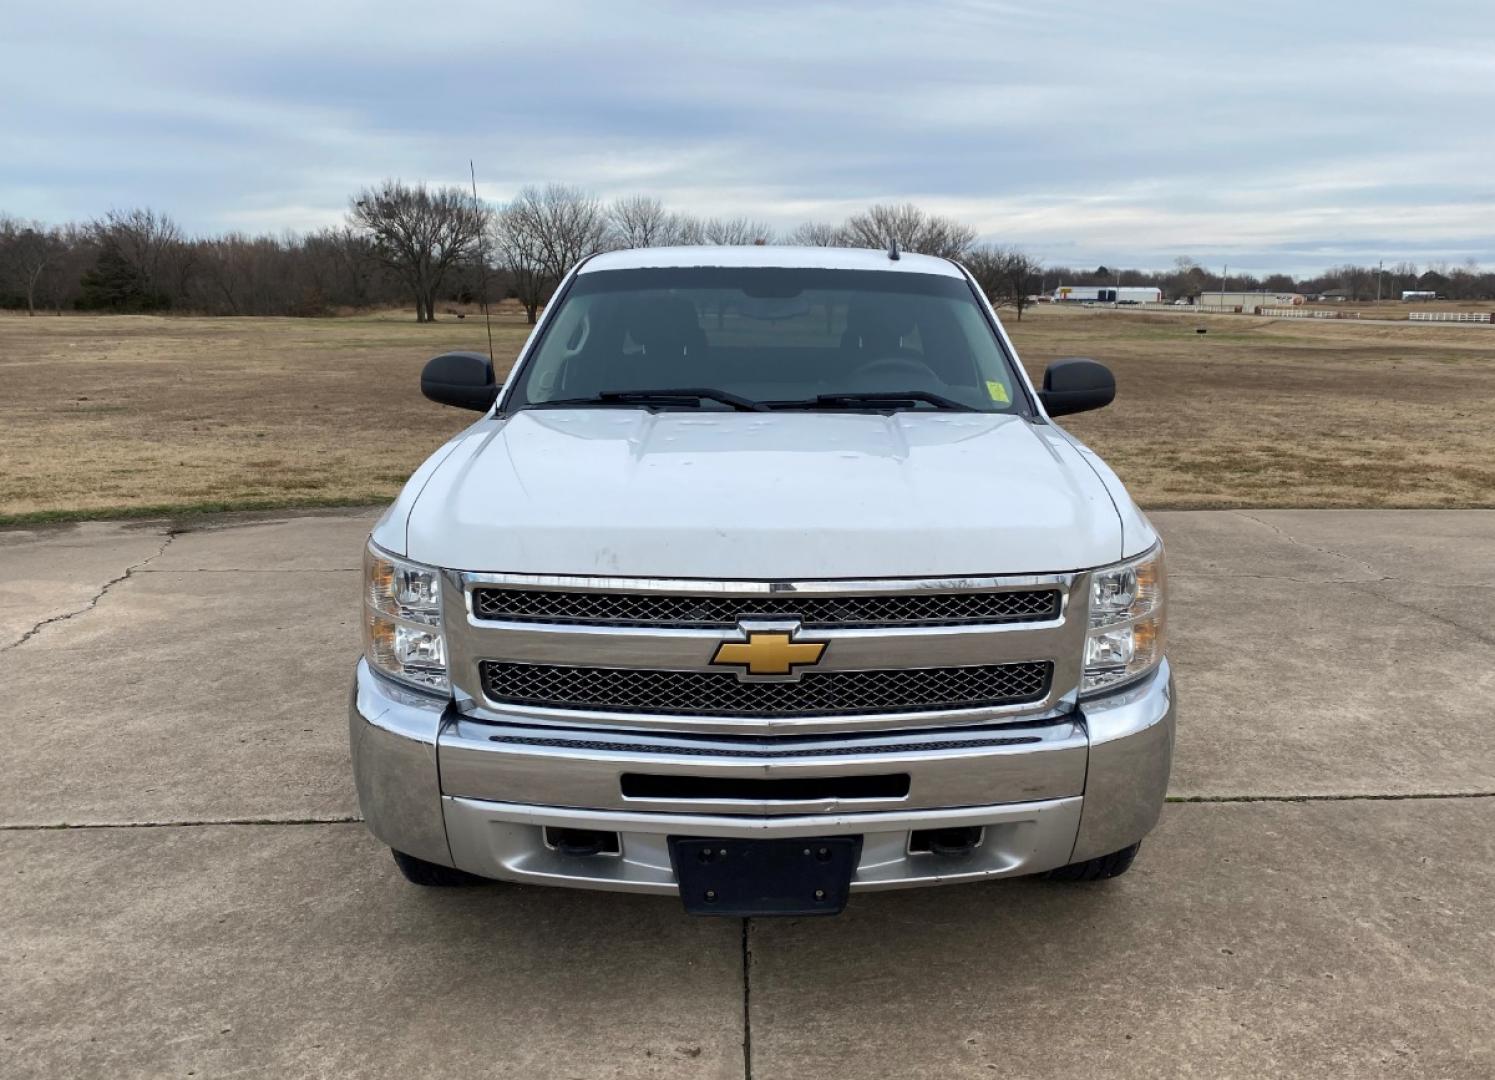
[711,631,827,676]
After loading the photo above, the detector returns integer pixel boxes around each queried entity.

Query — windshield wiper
[603,388,770,412]
[525,388,769,413]
[767,391,976,412]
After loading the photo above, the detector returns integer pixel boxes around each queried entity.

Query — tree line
[4,185,1494,323]
[1044,256,1495,305]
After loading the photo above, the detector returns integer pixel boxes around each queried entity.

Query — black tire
[1043,842,1141,882]
[390,849,485,887]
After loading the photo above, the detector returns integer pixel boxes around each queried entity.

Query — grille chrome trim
[472,586,1059,629]
[479,660,1053,718]
[457,571,1076,596]
[444,570,1089,736]
[483,733,1044,757]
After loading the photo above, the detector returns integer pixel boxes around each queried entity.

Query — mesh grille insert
[478,661,1052,718]
[471,588,1059,628]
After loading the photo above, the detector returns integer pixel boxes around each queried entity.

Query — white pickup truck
[351,245,1173,916]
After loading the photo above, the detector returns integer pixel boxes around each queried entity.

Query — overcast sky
[5,1,1495,273]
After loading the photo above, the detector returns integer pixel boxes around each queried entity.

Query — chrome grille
[478,661,1052,718]
[471,588,1059,628]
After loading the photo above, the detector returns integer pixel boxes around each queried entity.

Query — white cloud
[2,0,1494,273]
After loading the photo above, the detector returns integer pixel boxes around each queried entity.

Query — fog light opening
[909,826,985,857]
[544,828,620,857]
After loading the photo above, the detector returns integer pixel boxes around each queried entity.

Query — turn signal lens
[366,545,442,627]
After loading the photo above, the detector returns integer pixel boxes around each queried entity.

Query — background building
[1197,291,1305,312]
[1053,285,1162,304]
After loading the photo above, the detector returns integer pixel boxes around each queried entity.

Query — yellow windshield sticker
[986,380,1010,403]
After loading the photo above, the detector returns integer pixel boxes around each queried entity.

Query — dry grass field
[1017,306,1495,509]
[1,304,1492,523]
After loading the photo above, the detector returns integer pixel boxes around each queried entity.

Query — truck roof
[578,245,965,278]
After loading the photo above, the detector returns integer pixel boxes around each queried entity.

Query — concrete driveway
[1,509,1491,1079]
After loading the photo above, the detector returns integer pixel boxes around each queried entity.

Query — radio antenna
[469,159,496,368]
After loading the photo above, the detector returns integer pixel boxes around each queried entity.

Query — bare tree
[349,180,489,322]
[493,203,551,324]
[1162,256,1209,302]
[673,215,707,245]
[962,245,1002,301]
[305,226,380,310]
[1389,261,1419,298]
[609,209,778,247]
[0,217,64,315]
[1329,263,1375,302]
[94,208,184,298]
[495,185,612,323]
[840,203,975,259]
[74,209,184,311]
[608,195,687,249]
[197,233,254,314]
[507,185,611,280]
[964,244,1042,320]
[783,221,843,247]
[193,233,310,315]
[46,223,96,312]
[699,216,774,245]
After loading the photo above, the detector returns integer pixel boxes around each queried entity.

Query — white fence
[1260,308,1361,319]
[1073,304,1490,324]
[1408,311,1492,323]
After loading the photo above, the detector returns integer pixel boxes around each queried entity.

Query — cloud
[3,0,1494,273]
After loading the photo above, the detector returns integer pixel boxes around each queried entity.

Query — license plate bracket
[669,835,862,916]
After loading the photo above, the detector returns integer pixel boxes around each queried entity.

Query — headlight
[364,542,448,692]
[1083,543,1165,694]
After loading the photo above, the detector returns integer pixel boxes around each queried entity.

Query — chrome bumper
[348,657,1175,889]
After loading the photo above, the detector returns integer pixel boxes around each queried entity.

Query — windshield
[506,267,1027,413]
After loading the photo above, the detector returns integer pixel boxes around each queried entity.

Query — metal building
[1197,291,1305,313]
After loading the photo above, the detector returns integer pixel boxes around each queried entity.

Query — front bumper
[349,657,1174,893]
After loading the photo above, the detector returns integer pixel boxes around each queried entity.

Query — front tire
[1043,842,1140,882]
[391,849,485,887]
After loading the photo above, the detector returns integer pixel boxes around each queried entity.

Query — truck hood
[401,409,1125,578]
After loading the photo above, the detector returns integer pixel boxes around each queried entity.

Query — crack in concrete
[0,814,363,831]
[1173,572,1495,601]
[2,530,177,652]
[1168,791,1495,804]
[1344,579,1495,646]
[740,919,754,1080]
[137,567,359,574]
[1234,511,1388,580]
[1173,571,1397,586]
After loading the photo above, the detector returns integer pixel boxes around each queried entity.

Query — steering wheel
[853,355,938,382]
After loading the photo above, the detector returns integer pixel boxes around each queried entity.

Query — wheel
[390,849,485,887]
[1043,842,1141,882]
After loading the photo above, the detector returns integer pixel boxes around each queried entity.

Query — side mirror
[421,351,497,412]
[1039,358,1115,417]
